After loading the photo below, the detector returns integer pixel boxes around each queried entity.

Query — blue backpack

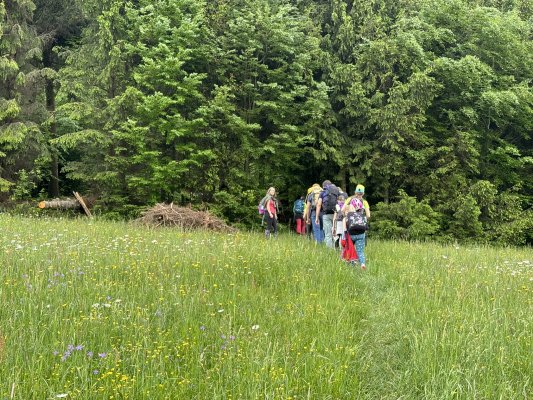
[293,199,305,214]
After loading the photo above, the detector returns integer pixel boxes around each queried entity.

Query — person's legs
[265,214,274,238]
[310,211,324,243]
[352,233,366,267]
[295,217,303,234]
[322,214,334,248]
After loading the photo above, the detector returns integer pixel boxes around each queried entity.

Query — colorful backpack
[346,210,368,234]
[258,195,269,215]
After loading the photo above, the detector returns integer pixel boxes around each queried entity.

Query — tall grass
[0,214,530,399]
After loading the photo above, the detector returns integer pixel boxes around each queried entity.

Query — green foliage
[10,169,37,200]
[0,0,47,195]
[484,193,533,246]
[1,0,532,245]
[449,194,484,240]
[372,190,441,240]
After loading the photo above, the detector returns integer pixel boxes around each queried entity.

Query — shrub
[371,190,440,240]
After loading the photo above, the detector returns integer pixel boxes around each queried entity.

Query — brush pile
[136,203,237,233]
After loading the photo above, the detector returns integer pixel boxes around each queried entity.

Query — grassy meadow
[0,214,531,399]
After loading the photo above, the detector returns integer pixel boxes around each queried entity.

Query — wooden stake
[73,192,92,218]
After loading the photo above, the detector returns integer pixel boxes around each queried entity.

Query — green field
[0,215,531,399]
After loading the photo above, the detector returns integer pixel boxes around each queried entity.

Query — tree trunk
[44,46,59,197]
[38,199,79,209]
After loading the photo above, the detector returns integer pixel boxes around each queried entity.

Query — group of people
[261,181,370,270]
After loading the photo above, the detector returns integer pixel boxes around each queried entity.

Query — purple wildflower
[86,351,93,358]
[98,352,107,358]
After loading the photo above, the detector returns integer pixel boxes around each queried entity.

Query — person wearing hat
[343,197,368,270]
[346,184,370,221]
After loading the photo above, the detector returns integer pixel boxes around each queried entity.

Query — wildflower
[75,344,84,351]
[229,335,236,341]
[199,325,206,331]
[87,351,93,358]
[93,370,99,375]
[251,325,259,331]
[98,352,107,358]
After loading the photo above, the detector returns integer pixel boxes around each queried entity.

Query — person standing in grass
[304,183,323,242]
[293,195,306,235]
[264,187,278,238]
[333,192,347,250]
[315,180,339,248]
[343,197,368,270]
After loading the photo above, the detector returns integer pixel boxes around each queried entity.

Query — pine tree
[0,0,45,196]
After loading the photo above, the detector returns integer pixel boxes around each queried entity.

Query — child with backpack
[343,197,368,270]
[333,192,347,249]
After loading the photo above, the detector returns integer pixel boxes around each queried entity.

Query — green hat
[355,184,365,194]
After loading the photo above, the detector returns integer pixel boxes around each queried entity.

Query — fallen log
[38,192,92,217]
[38,199,79,209]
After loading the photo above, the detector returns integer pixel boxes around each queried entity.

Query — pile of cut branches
[136,203,237,233]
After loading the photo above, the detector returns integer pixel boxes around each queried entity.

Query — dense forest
[1,0,532,243]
